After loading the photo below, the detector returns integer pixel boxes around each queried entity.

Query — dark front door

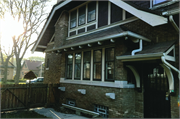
[144,64,171,118]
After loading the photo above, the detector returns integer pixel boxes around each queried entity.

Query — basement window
[66,99,76,106]
[94,104,108,118]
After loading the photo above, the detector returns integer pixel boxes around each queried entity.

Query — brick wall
[59,83,137,118]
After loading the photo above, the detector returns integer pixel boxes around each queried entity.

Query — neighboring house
[31,0,179,118]
[37,63,44,77]
[20,60,43,79]
[0,61,15,80]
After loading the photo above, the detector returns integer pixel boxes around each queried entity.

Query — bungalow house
[31,0,179,118]
[0,61,15,80]
[20,60,43,79]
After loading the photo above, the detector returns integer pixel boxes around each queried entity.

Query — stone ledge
[60,78,135,88]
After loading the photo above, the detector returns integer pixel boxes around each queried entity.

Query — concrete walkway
[31,107,88,119]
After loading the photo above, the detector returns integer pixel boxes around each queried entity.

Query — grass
[1,110,50,118]
[0,80,26,85]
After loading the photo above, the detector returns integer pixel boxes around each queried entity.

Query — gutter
[169,15,179,33]
[131,40,143,55]
[45,31,151,52]
[161,53,180,80]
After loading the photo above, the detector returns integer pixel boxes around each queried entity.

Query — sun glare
[0,14,24,50]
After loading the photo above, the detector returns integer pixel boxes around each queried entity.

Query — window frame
[66,53,73,79]
[105,47,115,82]
[93,49,102,81]
[83,51,91,80]
[74,52,81,80]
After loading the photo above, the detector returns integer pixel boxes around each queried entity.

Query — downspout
[169,15,179,33]
[131,39,143,55]
[161,53,180,80]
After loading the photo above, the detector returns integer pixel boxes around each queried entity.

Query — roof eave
[116,53,163,62]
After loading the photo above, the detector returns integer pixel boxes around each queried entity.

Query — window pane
[153,0,167,5]
[83,51,91,80]
[67,64,72,78]
[70,10,77,28]
[84,51,91,62]
[94,63,101,80]
[75,53,81,79]
[105,62,114,80]
[106,48,114,61]
[88,2,96,22]
[67,54,73,64]
[75,64,81,79]
[94,50,101,62]
[75,53,81,63]
[79,6,86,26]
[84,62,90,79]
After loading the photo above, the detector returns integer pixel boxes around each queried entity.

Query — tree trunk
[2,57,11,84]
[14,59,21,84]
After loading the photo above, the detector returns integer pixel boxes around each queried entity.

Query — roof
[116,40,176,61]
[32,0,168,53]
[24,60,42,71]
[45,26,151,52]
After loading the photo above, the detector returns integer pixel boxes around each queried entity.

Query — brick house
[20,60,43,79]
[32,0,179,118]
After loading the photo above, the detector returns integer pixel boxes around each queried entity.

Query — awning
[116,40,176,62]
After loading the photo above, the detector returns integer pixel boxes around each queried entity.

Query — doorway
[144,64,171,118]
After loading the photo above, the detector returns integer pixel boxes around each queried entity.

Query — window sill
[60,78,135,88]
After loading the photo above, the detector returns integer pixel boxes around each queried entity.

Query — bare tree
[0,45,14,84]
[3,0,50,84]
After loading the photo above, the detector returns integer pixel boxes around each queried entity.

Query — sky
[0,0,57,59]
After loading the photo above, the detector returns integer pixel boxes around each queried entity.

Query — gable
[32,0,168,53]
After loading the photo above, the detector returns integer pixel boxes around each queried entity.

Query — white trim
[160,64,174,91]
[109,0,167,26]
[72,53,75,80]
[96,1,98,29]
[90,50,93,81]
[32,0,72,53]
[164,45,175,61]
[60,79,135,88]
[102,48,105,82]
[126,65,140,88]
[123,10,126,20]
[81,51,83,81]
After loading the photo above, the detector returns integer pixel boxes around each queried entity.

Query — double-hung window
[105,48,114,81]
[66,54,73,79]
[74,53,81,80]
[83,51,91,80]
[93,49,102,81]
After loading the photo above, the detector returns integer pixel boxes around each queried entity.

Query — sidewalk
[31,107,88,119]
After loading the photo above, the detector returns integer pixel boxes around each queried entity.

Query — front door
[144,64,171,118]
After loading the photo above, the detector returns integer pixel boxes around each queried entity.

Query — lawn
[1,110,51,118]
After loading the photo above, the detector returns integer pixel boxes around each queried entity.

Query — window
[153,0,167,5]
[88,2,96,22]
[94,104,108,118]
[83,51,91,80]
[66,54,73,79]
[70,10,77,29]
[65,47,115,82]
[74,53,81,80]
[105,48,114,81]
[78,6,86,26]
[66,99,76,106]
[93,50,102,81]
